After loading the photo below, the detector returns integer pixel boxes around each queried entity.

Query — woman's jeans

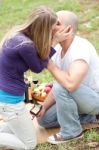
[0,101,37,150]
[38,83,99,139]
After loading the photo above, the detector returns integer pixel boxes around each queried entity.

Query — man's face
[52,16,65,35]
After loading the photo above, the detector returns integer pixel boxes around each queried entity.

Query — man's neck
[60,35,74,58]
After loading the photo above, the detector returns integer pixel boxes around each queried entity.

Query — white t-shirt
[52,36,99,92]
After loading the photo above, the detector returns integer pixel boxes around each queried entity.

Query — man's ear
[66,25,73,33]
[65,25,73,37]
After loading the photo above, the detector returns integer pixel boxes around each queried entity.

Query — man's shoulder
[74,35,92,45]
[73,35,95,49]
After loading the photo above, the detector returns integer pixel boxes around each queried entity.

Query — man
[37,11,99,144]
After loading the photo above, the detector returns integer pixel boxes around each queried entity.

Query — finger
[37,110,43,117]
[58,25,72,34]
[65,25,72,33]
[67,29,73,36]
[36,112,41,117]
[55,27,66,34]
[31,115,35,120]
[63,28,73,37]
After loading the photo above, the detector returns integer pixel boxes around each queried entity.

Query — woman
[0,5,65,150]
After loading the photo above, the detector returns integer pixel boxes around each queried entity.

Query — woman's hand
[52,25,73,47]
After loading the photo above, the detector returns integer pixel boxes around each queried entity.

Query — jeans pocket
[0,102,26,121]
[1,107,18,121]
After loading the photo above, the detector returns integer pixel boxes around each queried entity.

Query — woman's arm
[18,43,48,73]
[18,43,56,73]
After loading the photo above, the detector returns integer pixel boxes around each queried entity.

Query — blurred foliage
[0,1,99,149]
[0,0,99,81]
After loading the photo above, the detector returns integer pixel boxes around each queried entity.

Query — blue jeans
[38,83,99,139]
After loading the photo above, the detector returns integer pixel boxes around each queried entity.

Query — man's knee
[37,117,46,127]
[37,117,50,128]
[90,106,99,115]
[53,82,68,97]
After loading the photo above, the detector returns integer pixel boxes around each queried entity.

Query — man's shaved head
[56,10,78,33]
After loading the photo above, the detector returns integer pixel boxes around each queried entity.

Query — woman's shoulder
[5,32,32,49]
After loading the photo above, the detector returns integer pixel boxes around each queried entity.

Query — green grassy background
[0,0,99,83]
[0,0,81,39]
[0,0,99,149]
[0,0,98,51]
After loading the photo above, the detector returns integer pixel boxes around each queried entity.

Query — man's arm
[43,89,55,110]
[47,59,88,92]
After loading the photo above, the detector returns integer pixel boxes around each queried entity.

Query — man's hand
[37,90,56,117]
[37,105,46,117]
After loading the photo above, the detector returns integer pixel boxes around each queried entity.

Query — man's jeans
[38,83,99,139]
[0,101,37,150]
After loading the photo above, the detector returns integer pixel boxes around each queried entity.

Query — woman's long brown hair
[0,6,57,59]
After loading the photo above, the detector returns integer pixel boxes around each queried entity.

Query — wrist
[52,40,58,48]
[47,61,55,72]
[43,103,49,111]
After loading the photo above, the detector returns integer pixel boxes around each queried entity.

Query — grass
[85,129,99,142]
[34,129,99,150]
[35,131,99,150]
[0,0,81,39]
[0,0,99,149]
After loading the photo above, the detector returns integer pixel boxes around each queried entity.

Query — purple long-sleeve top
[0,33,55,96]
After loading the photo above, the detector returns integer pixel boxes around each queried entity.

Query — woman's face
[52,20,61,35]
